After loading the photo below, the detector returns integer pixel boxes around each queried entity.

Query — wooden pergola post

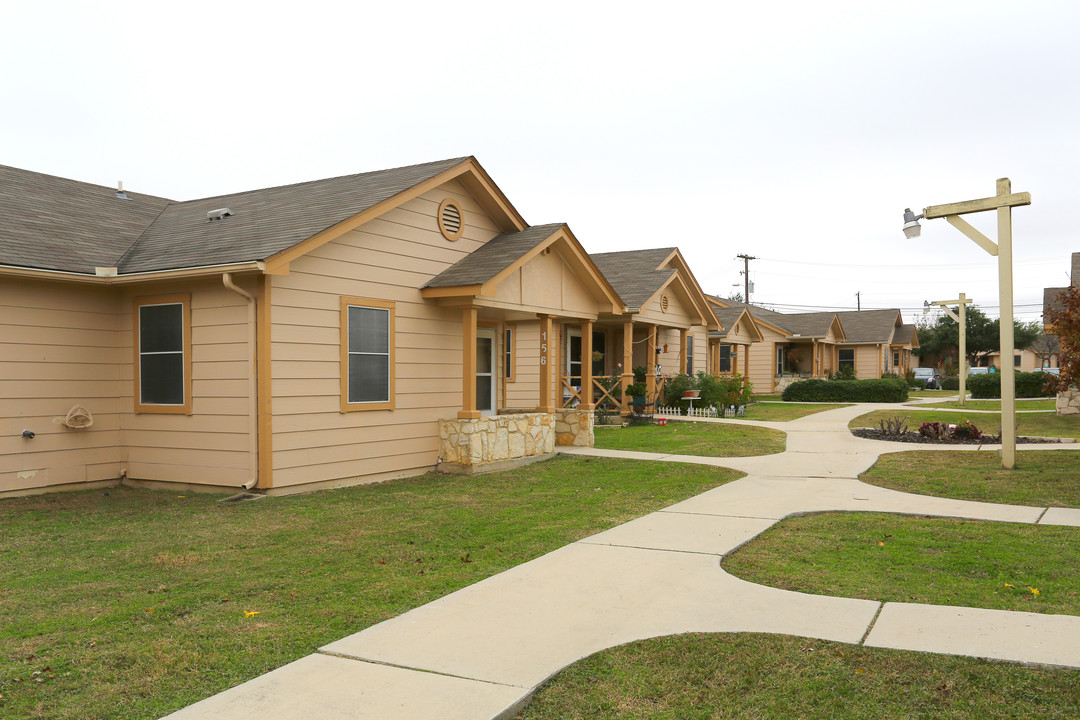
[679,329,687,374]
[581,320,594,410]
[458,306,480,419]
[538,314,554,412]
[646,325,657,400]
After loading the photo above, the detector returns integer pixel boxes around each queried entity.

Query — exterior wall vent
[660,295,669,313]
[437,198,464,241]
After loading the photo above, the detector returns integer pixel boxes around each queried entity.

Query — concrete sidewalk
[162,404,1080,720]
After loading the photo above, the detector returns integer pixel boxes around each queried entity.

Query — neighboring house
[705,299,918,391]
[984,348,1057,372]
[834,309,919,379]
[1,157,644,496]
[1043,251,1079,333]
[708,306,763,378]
[590,248,719,402]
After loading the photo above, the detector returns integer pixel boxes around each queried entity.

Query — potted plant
[626,381,647,411]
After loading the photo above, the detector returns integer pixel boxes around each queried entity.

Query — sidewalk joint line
[858,602,886,645]
[657,509,781,521]
[316,650,528,689]
[577,540,722,557]
[1035,507,1049,523]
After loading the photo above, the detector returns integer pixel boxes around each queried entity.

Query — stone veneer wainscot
[437,409,594,474]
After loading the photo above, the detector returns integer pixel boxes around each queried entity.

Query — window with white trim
[341,298,395,411]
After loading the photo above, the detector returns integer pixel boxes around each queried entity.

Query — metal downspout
[222,273,259,490]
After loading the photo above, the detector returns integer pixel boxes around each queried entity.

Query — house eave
[0,261,267,285]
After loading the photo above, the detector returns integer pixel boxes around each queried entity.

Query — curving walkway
[162,404,1080,720]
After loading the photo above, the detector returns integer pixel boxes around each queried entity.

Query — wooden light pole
[909,179,1030,469]
[928,293,973,406]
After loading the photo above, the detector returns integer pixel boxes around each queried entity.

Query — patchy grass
[861,450,1080,507]
[594,422,785,456]
[913,398,1056,411]
[745,402,851,421]
[849,409,1080,439]
[908,389,960,398]
[0,457,739,720]
[723,513,1080,616]
[518,633,1080,720]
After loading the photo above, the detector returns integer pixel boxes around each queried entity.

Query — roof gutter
[0,260,266,285]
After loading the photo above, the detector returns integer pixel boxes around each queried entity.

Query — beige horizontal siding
[118,279,256,488]
[269,180,500,489]
[0,279,123,493]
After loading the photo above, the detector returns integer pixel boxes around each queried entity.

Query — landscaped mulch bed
[851,428,1066,444]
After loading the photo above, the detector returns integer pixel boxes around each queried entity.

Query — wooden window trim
[340,297,396,413]
[504,324,516,383]
[838,347,856,372]
[133,293,192,415]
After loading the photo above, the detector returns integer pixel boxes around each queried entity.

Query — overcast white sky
[2,1,1076,323]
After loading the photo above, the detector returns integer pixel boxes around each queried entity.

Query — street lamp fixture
[902,179,1030,469]
[902,208,924,239]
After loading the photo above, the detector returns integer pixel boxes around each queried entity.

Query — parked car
[912,367,941,389]
[968,367,990,376]
[1033,367,1060,375]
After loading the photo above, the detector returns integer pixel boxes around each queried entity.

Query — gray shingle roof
[590,248,676,308]
[835,309,902,344]
[773,312,839,338]
[711,307,745,331]
[893,323,917,346]
[1,157,470,275]
[423,224,565,288]
[0,165,172,273]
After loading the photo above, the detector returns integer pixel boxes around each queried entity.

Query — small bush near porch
[594,421,786,457]
[783,377,909,403]
[0,457,739,720]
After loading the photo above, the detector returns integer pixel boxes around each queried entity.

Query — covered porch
[419,223,626,472]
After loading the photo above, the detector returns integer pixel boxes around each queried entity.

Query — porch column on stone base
[458,306,480,419]
[646,325,657,400]
[621,320,633,413]
[538,314,555,412]
[679,329,687,374]
[581,319,594,410]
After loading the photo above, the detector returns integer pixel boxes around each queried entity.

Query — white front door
[476,328,497,416]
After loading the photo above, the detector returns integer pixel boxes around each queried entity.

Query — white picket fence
[658,405,720,418]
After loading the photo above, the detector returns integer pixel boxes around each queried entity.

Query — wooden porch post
[743,343,750,377]
[679,329,687,374]
[812,339,819,377]
[646,325,657,400]
[458,306,480,419]
[538,314,554,412]
[621,321,633,411]
[581,320,594,410]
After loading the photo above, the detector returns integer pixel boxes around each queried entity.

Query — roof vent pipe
[115,181,128,199]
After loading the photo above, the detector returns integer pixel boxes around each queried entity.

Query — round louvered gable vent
[438,198,464,241]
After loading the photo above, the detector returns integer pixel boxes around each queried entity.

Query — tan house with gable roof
[1,157,632,496]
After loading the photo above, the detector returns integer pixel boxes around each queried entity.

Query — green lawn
[913,398,1056,411]
[849,409,1080,439]
[908,389,960,398]
[594,421,785,456]
[744,402,851,421]
[724,513,1080,616]
[519,633,1080,720]
[860,450,1080,507]
[0,457,739,720]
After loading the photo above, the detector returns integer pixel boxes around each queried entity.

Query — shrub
[782,377,908,402]
[663,373,693,406]
[830,366,857,381]
[633,366,647,383]
[941,376,959,391]
[919,421,951,440]
[967,371,1055,399]
[626,381,647,397]
[952,419,983,440]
